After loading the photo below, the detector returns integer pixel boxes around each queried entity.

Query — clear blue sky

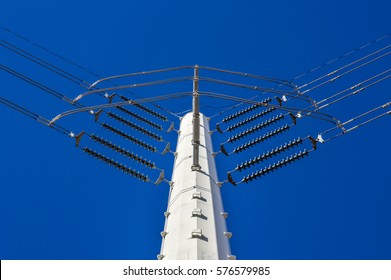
[0,0,390,260]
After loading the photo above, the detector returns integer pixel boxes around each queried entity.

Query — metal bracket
[227,172,236,186]
[220,212,228,219]
[309,136,317,150]
[191,229,203,238]
[221,144,228,156]
[192,208,202,217]
[75,131,85,147]
[167,122,175,133]
[192,192,203,201]
[162,142,171,155]
[94,109,103,122]
[155,170,165,185]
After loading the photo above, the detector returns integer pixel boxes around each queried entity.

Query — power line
[0,38,90,88]
[291,33,391,81]
[0,25,177,119]
[209,34,391,121]
[0,95,71,136]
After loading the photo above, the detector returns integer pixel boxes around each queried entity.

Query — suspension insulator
[221,97,271,123]
[83,147,149,182]
[90,134,155,168]
[226,107,277,132]
[116,106,162,130]
[233,124,291,154]
[242,149,309,183]
[227,114,285,143]
[107,111,162,141]
[120,95,168,121]
[101,123,157,152]
[235,137,303,171]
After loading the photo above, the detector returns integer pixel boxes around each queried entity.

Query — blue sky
[0,0,390,260]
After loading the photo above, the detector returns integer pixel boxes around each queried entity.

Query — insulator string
[231,137,304,172]
[101,123,158,153]
[219,98,272,124]
[116,106,163,130]
[202,91,340,125]
[238,149,311,185]
[89,134,156,169]
[223,114,285,143]
[106,111,163,142]
[119,95,169,121]
[221,123,292,155]
[222,107,277,132]
[82,147,149,182]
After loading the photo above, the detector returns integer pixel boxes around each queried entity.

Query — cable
[298,50,391,96]
[0,25,176,119]
[292,33,391,81]
[0,63,176,143]
[198,65,297,88]
[209,34,391,121]
[49,92,193,124]
[320,102,391,140]
[316,71,391,110]
[200,77,308,101]
[297,44,391,91]
[0,38,90,88]
[89,66,194,88]
[0,95,72,136]
[0,63,75,104]
[0,25,102,78]
[73,76,193,102]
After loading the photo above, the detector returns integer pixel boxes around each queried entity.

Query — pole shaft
[159,113,232,259]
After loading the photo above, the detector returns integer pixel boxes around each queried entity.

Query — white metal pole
[158,112,235,260]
